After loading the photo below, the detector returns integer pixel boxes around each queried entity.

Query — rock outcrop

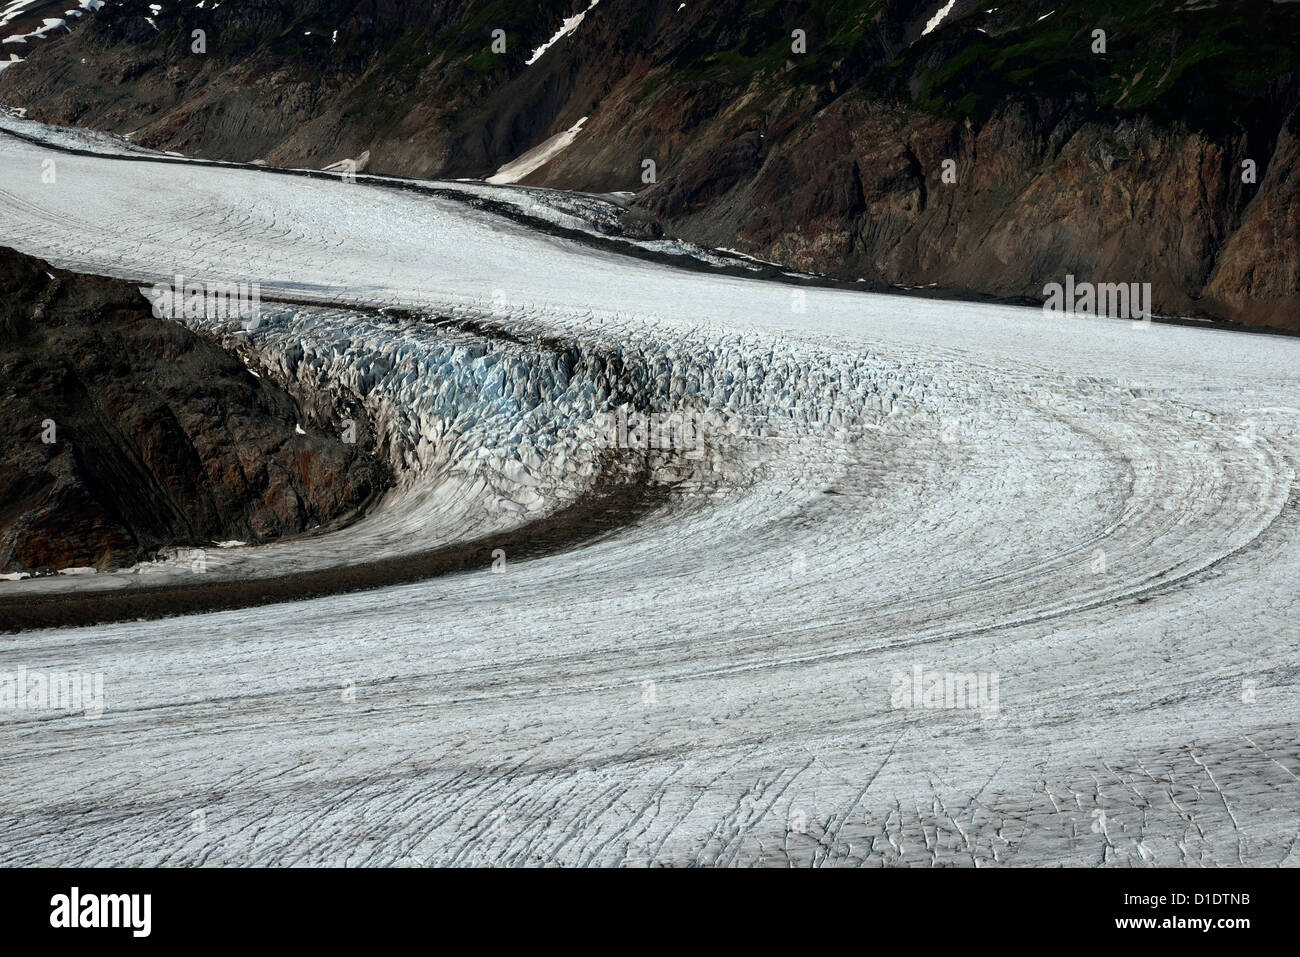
[0,246,388,573]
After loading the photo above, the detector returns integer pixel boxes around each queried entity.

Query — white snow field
[0,124,1298,866]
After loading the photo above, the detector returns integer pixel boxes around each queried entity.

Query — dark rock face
[0,247,388,574]
[1,0,1297,328]
[649,97,1298,327]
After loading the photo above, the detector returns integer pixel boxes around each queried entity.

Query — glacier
[0,118,1298,866]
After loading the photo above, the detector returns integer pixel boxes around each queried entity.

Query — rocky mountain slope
[0,0,99,73]
[0,246,388,573]
[0,0,1296,327]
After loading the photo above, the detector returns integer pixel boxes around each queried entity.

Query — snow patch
[526,0,599,66]
[922,0,957,36]
[0,0,41,28]
[486,116,588,185]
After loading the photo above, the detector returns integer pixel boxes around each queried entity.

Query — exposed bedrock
[0,246,388,573]
[647,101,1300,330]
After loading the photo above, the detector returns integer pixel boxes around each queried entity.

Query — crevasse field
[1,117,1298,866]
